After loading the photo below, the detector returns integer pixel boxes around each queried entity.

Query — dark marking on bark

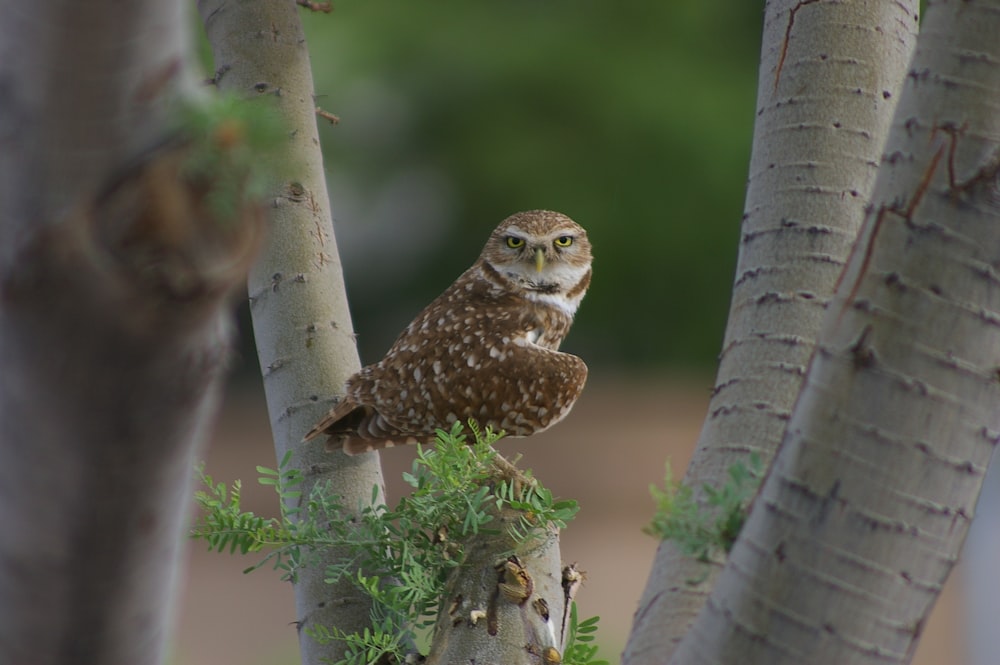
[951,149,1000,200]
[205,64,231,87]
[774,0,823,92]
[487,573,501,636]
[849,325,876,370]
[952,507,970,536]
[630,590,663,631]
[832,207,886,323]
[904,616,926,662]
[835,143,945,323]
[711,377,740,397]
[813,478,842,526]
[981,427,1000,445]
[449,595,463,626]
[296,0,334,12]
[901,142,946,220]
[929,121,969,191]
[885,150,907,164]
[907,68,931,85]
[532,597,550,622]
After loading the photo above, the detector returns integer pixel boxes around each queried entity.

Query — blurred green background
[233,0,763,374]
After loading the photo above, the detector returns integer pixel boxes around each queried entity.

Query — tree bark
[0,2,259,665]
[669,1,1000,662]
[426,508,568,665]
[625,2,917,661]
[197,1,387,662]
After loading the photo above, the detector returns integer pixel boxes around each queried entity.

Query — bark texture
[670,1,1000,663]
[0,2,259,664]
[197,1,386,661]
[426,507,568,665]
[625,2,917,661]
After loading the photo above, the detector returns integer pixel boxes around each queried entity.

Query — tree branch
[197,1,387,661]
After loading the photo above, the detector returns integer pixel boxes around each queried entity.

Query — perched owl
[304,210,592,455]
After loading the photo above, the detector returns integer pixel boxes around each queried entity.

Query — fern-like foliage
[561,603,610,665]
[192,421,597,665]
[194,450,336,578]
[644,453,763,562]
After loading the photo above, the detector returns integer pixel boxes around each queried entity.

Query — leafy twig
[644,454,763,562]
[192,422,600,664]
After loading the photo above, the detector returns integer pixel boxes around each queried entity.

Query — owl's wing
[362,340,588,442]
[304,346,587,455]
[304,276,588,454]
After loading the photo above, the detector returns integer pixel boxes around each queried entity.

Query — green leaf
[645,455,763,561]
[193,422,580,663]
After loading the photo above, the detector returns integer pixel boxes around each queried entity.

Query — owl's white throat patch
[525,290,580,316]
[499,261,589,291]
[496,261,590,316]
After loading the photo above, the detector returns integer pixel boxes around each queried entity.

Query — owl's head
[480,210,592,313]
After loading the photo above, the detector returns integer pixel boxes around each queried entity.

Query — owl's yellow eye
[505,236,526,249]
[554,235,574,247]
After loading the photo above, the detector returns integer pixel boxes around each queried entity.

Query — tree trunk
[625,2,917,661]
[197,1,387,662]
[425,507,567,665]
[0,2,259,664]
[669,1,1000,662]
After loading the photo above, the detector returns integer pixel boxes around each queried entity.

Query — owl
[304,210,592,455]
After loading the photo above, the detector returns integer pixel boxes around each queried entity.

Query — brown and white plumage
[303,210,592,455]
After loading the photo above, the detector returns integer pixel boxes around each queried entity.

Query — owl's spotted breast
[303,210,592,454]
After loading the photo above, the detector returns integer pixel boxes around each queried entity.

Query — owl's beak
[534,247,546,273]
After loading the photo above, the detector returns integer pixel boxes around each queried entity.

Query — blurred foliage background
[231,0,764,375]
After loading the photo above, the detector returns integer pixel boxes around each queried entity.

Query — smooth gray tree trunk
[626,2,918,660]
[197,1,387,662]
[670,1,1000,662]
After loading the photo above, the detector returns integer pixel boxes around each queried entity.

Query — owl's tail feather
[342,435,420,455]
[301,398,365,443]
[303,400,426,455]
